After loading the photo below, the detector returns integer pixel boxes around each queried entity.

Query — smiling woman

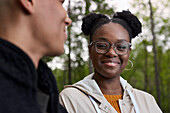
[59,10,162,113]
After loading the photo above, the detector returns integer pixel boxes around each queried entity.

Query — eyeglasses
[90,41,131,55]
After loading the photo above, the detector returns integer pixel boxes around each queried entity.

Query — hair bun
[113,10,142,38]
[81,13,109,36]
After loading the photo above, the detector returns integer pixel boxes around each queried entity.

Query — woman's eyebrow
[95,38,128,42]
[117,39,128,42]
[96,37,107,41]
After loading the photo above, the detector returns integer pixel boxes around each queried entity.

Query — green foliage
[130,0,170,112]
[55,61,89,92]
[41,57,53,63]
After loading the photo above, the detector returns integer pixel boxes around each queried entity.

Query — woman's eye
[117,45,127,50]
[97,43,107,49]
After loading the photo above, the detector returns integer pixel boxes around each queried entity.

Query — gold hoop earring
[125,60,133,71]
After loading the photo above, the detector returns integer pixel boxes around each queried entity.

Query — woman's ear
[88,45,92,59]
[19,0,35,14]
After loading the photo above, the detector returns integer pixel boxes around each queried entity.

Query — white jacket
[59,73,162,113]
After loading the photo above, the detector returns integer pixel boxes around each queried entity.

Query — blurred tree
[148,0,161,106]
[130,0,170,112]
[67,0,72,84]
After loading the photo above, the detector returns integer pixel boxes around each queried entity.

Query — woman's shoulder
[133,88,154,99]
[132,88,162,113]
[59,86,98,113]
[60,73,99,97]
[59,82,91,100]
[60,86,82,97]
[124,80,154,99]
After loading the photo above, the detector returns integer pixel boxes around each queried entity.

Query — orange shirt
[104,95,123,113]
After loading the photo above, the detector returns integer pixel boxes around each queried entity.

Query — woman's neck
[94,73,123,95]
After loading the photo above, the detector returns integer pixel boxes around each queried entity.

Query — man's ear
[19,0,34,14]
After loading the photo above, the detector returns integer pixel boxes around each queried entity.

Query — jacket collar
[65,73,140,113]
[65,73,133,102]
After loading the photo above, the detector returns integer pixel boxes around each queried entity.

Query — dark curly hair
[81,10,142,43]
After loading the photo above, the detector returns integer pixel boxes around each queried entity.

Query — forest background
[43,0,170,112]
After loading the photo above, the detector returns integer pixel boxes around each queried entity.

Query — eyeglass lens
[95,41,130,55]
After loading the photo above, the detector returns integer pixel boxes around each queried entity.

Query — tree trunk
[148,0,161,107]
[144,41,148,91]
[85,0,91,15]
[84,0,93,74]
[68,0,72,84]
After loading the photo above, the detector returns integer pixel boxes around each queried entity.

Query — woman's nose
[105,47,118,57]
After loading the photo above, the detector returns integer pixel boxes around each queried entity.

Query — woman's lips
[104,62,119,67]
[102,60,120,67]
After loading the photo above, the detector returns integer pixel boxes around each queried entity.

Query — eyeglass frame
[89,40,132,55]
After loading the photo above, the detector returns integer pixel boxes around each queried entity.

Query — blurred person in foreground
[59,10,162,113]
[0,0,71,113]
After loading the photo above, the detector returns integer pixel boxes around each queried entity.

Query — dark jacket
[0,38,67,113]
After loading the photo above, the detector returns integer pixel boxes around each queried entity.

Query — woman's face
[89,23,131,79]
